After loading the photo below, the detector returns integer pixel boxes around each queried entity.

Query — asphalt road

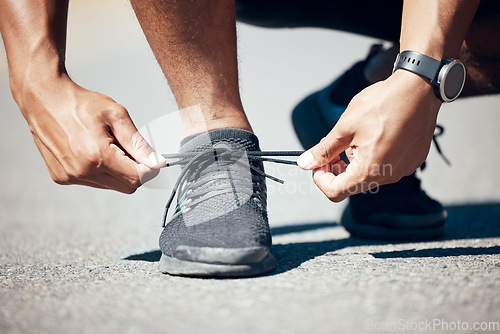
[1,1,499,333]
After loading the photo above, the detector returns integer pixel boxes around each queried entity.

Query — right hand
[298,70,441,202]
[13,75,165,193]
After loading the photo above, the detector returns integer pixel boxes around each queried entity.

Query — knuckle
[69,164,91,180]
[323,186,344,203]
[384,172,402,185]
[329,195,344,203]
[317,182,340,203]
[107,105,128,121]
[124,187,137,195]
[324,189,337,202]
[316,137,332,160]
[84,150,98,165]
[129,176,142,189]
[86,148,105,168]
[358,170,371,184]
[52,174,70,185]
[67,153,101,179]
[131,132,150,153]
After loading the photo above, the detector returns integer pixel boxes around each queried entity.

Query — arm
[0,0,165,193]
[298,0,481,201]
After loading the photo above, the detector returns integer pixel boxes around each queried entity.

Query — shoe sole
[341,204,447,241]
[159,246,276,278]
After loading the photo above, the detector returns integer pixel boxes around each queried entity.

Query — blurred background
[0,0,500,247]
[1,0,499,232]
[1,1,499,332]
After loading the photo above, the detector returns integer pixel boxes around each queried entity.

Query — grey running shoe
[159,128,299,277]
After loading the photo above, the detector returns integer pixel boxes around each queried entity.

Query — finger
[103,142,160,188]
[33,135,94,189]
[73,173,139,193]
[311,160,347,179]
[34,135,137,192]
[297,126,352,170]
[108,106,166,169]
[312,160,370,202]
[344,146,356,163]
[331,160,348,176]
[32,135,73,185]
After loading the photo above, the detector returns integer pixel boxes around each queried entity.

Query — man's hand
[297,0,481,202]
[15,75,165,193]
[297,70,441,202]
[0,0,166,193]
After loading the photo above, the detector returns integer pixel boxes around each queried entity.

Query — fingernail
[148,152,166,167]
[297,151,314,169]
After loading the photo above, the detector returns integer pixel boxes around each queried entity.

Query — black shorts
[236,0,403,42]
[236,0,500,43]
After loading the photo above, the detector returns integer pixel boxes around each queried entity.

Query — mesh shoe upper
[159,129,271,257]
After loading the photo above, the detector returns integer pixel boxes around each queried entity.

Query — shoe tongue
[180,128,260,153]
[176,128,261,227]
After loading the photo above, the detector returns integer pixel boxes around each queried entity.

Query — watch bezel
[436,60,466,103]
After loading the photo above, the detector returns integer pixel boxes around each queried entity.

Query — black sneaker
[342,173,447,241]
[159,129,281,277]
[292,45,447,241]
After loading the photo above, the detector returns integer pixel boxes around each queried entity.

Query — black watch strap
[393,50,441,82]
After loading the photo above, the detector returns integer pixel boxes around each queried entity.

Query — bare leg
[130,0,252,137]
[459,7,500,97]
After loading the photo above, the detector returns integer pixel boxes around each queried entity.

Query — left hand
[297,70,442,202]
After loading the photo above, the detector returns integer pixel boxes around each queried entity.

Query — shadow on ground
[123,202,500,275]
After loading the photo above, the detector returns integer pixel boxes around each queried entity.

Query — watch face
[441,61,466,101]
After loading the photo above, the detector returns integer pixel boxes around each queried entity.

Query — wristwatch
[393,50,466,102]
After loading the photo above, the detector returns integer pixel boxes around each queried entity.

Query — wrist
[390,69,442,109]
[9,53,68,104]
[393,50,466,103]
[391,68,434,91]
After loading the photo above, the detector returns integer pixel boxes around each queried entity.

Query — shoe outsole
[341,204,447,241]
[159,246,276,278]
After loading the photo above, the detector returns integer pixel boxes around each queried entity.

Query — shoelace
[160,149,303,227]
[159,125,449,227]
[432,125,450,166]
[421,124,450,170]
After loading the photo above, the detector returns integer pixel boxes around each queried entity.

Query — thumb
[110,107,166,169]
[297,126,351,170]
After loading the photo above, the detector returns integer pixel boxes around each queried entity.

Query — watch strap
[393,50,442,82]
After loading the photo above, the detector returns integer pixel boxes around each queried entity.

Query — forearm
[400,0,481,59]
[0,0,69,96]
